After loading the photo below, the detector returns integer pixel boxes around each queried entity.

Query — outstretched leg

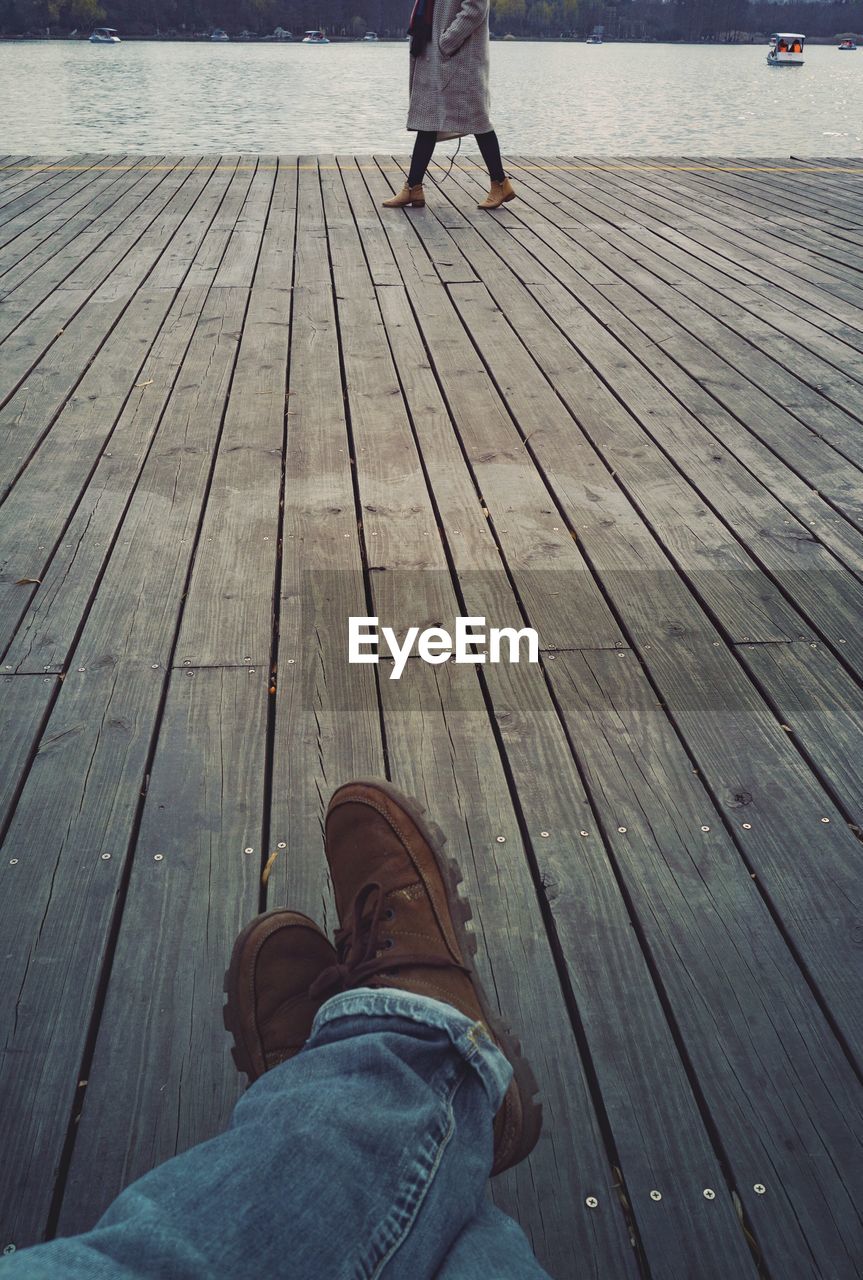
[2,995,547,1280]
[3,781,546,1278]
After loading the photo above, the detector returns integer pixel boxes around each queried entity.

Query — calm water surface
[1,40,862,154]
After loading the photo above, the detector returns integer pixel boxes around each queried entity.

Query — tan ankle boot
[382,182,425,208]
[477,176,516,209]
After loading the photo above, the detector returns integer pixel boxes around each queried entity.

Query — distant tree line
[1,0,861,40]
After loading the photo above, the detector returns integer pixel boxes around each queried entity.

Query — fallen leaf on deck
[16,577,41,585]
[261,848,280,886]
[135,379,154,388]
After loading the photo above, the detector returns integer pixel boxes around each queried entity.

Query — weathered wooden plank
[386,159,863,1062]
[58,666,267,1232]
[585,157,863,291]
[336,157,757,1279]
[0,157,187,346]
[431,161,863,670]
[459,193,863,544]
[672,158,863,239]
[550,155,863,312]
[139,157,241,291]
[0,157,118,255]
[544,648,863,1278]
[502,161,863,452]
[211,157,274,288]
[559,160,863,385]
[268,158,384,932]
[0,661,164,1250]
[0,673,56,834]
[0,159,225,501]
[557,160,863,365]
[1,286,212,668]
[174,162,294,668]
[0,287,245,1249]
[647,158,863,248]
[352,160,624,652]
[65,287,247,670]
[175,160,256,291]
[399,162,805,647]
[736,638,863,825]
[0,157,81,212]
[450,273,863,682]
[0,159,150,290]
[443,165,863,691]
[536,158,863,324]
[50,158,211,304]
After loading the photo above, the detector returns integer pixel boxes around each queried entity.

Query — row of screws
[584,1183,765,1209]
[4,816,832,865]
[9,842,271,867]
[2,1182,769,1252]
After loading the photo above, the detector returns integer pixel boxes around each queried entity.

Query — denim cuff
[309,987,513,1112]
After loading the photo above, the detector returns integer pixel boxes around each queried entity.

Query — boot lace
[308,882,468,1000]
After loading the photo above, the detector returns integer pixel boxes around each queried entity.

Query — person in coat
[382,0,516,210]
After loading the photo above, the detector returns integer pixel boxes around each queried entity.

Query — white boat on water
[89,27,120,42]
[838,38,857,50]
[362,30,379,40]
[302,29,330,43]
[211,27,229,40]
[767,33,805,66]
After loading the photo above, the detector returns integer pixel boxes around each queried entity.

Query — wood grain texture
[58,667,267,1231]
[0,673,56,833]
[333,156,753,1279]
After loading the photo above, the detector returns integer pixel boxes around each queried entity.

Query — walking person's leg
[474,130,517,209]
[382,130,437,207]
[408,129,438,186]
[475,129,505,182]
[2,782,547,1280]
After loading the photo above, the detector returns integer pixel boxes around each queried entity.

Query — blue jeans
[1,990,551,1279]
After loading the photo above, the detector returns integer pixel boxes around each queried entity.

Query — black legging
[407,129,504,187]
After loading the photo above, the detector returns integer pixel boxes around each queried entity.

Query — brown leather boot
[313,779,542,1175]
[382,182,425,208]
[477,176,516,209]
[223,910,336,1080]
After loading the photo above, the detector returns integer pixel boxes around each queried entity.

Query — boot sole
[336,777,543,1175]
[222,909,321,1081]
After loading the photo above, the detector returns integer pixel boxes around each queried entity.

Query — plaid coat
[406,0,493,139]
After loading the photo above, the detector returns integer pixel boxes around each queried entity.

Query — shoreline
[1,34,858,45]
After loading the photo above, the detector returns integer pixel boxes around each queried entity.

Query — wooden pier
[1,155,862,1278]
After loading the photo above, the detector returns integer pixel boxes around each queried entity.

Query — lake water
[1,39,862,155]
